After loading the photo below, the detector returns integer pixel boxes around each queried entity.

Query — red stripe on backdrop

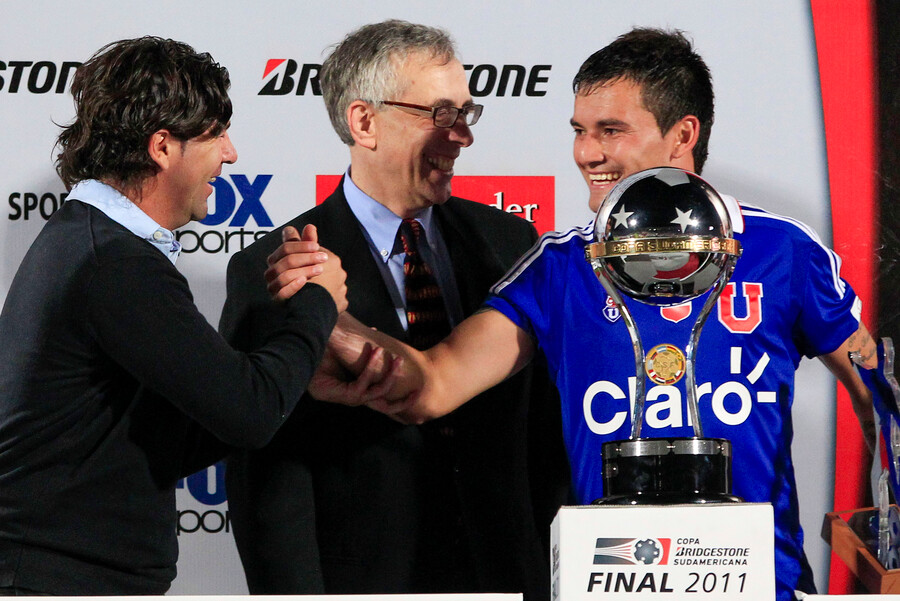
[810,0,878,594]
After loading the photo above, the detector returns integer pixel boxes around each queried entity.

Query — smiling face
[572,78,695,213]
[167,127,238,227]
[353,52,475,218]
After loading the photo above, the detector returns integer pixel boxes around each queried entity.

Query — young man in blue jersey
[314,28,877,600]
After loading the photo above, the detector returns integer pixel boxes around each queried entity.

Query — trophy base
[593,491,743,505]
[593,437,743,505]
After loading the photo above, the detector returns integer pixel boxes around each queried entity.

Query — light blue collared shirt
[342,169,463,330]
[67,179,182,265]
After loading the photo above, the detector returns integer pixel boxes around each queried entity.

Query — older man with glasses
[219,19,569,601]
[381,100,484,127]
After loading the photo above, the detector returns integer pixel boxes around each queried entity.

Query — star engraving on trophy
[670,207,696,233]
[612,205,635,229]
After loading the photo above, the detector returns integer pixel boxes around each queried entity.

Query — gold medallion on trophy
[644,343,686,385]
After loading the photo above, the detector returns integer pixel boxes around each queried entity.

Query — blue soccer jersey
[485,196,860,599]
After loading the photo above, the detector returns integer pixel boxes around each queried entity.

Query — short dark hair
[573,28,714,173]
[55,36,232,190]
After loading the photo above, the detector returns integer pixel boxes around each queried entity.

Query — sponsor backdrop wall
[0,1,877,595]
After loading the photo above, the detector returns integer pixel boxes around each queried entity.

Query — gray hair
[320,20,457,145]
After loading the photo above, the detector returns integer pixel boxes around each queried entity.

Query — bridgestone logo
[672,546,749,566]
[674,546,749,557]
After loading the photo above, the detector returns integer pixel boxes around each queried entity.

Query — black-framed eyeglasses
[382,101,484,127]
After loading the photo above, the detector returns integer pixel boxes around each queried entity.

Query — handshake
[266,224,422,422]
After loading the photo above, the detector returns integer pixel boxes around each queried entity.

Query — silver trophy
[585,167,743,504]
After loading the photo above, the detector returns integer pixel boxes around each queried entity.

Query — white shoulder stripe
[491,222,594,295]
[852,296,862,322]
[738,202,845,296]
[721,194,744,234]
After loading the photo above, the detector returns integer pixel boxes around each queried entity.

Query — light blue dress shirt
[67,179,182,264]
[342,169,463,330]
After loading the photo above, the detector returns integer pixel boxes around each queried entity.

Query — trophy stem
[593,270,647,439]
[684,255,738,438]
[584,166,745,506]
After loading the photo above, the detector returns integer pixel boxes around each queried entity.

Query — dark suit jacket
[220,182,570,600]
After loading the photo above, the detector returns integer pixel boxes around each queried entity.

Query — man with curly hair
[0,36,346,595]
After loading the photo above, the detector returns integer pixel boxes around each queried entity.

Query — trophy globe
[585,167,743,505]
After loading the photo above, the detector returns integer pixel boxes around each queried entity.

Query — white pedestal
[551,503,774,600]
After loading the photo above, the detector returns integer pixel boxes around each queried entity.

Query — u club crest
[603,295,621,323]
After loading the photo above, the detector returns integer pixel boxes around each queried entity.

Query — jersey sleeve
[484,237,560,344]
[794,234,861,357]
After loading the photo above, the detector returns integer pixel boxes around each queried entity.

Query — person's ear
[668,115,700,162]
[147,129,177,170]
[348,100,378,150]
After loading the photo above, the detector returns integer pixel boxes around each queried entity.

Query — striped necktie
[398,218,451,350]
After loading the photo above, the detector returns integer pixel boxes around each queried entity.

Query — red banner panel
[316,175,556,235]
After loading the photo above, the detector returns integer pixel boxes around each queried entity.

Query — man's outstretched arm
[317,307,537,423]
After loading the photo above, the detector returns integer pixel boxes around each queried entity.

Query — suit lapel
[315,185,407,339]
[433,201,499,316]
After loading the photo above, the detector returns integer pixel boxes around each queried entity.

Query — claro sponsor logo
[0,60,81,93]
[585,286,771,434]
[177,461,230,535]
[583,369,772,435]
[260,60,551,97]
